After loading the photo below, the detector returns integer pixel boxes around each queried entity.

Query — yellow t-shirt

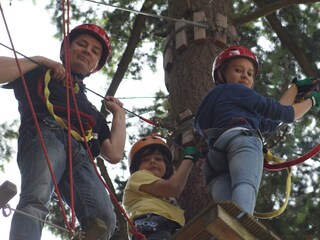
[123,169,185,226]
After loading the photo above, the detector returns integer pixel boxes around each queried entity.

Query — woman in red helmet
[123,135,199,240]
[194,45,318,215]
[0,24,126,239]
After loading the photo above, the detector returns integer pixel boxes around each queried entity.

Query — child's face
[224,58,255,88]
[138,152,166,178]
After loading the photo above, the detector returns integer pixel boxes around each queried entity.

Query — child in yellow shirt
[123,135,199,240]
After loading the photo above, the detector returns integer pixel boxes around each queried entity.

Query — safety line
[2,204,71,234]
[61,0,77,232]
[85,0,209,28]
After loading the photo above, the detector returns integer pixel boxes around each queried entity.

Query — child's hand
[292,77,318,93]
[183,146,200,163]
[306,91,320,108]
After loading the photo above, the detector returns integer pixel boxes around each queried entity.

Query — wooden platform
[172,201,282,240]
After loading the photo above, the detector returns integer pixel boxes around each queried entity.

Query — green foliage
[0,121,18,171]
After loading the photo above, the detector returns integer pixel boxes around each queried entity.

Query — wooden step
[73,218,107,240]
[172,201,282,240]
[0,180,17,209]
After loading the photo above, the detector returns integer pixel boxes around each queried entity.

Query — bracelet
[307,96,316,107]
[183,155,196,164]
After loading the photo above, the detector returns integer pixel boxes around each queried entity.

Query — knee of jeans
[232,178,260,195]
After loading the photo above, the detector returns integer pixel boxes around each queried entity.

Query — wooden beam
[175,19,188,52]
[172,201,282,240]
[84,218,107,240]
[194,11,206,43]
[0,180,17,209]
[73,218,107,240]
[205,205,256,240]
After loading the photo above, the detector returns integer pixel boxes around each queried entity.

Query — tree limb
[253,0,318,76]
[233,0,319,26]
[100,0,155,115]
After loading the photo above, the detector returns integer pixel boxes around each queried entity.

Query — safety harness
[38,69,95,142]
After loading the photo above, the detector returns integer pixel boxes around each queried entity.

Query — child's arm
[279,82,298,105]
[139,146,199,198]
[279,79,314,120]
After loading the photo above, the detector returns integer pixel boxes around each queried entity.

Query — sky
[0,1,167,239]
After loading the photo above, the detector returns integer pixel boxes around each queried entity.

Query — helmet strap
[217,70,227,84]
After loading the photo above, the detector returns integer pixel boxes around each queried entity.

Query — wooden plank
[73,218,107,240]
[175,19,187,51]
[205,205,256,240]
[193,11,206,43]
[84,218,107,240]
[172,201,282,240]
[163,35,173,71]
[0,180,17,209]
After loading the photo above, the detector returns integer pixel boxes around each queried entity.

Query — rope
[264,144,320,171]
[85,0,208,28]
[2,204,71,234]
[254,148,293,219]
[61,0,77,232]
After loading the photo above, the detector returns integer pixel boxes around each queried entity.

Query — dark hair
[130,146,174,180]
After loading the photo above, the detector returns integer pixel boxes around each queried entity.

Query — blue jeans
[9,117,116,240]
[204,129,263,215]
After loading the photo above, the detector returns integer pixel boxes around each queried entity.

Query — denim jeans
[204,129,263,215]
[9,117,116,240]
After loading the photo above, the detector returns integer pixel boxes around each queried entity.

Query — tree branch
[233,0,319,26]
[253,0,318,76]
[100,0,155,115]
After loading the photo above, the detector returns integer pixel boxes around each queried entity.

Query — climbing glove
[183,146,200,164]
[292,77,318,93]
[306,91,320,108]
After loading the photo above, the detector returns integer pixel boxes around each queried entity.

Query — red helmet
[212,45,259,84]
[60,23,111,72]
[128,135,173,177]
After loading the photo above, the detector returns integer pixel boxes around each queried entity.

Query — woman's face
[224,58,255,88]
[138,152,166,178]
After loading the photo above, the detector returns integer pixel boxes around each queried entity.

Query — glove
[292,77,317,93]
[183,146,200,164]
[306,91,320,108]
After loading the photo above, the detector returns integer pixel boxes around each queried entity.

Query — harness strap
[43,70,93,142]
[204,127,262,141]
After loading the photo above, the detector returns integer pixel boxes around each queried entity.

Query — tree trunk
[166,0,234,222]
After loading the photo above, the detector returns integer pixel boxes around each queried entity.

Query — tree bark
[166,0,235,221]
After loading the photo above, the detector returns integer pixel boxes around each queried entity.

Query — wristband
[183,146,199,164]
[307,95,316,107]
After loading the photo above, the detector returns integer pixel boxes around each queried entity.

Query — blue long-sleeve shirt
[194,83,295,136]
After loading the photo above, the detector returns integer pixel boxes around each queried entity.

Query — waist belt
[133,214,180,234]
[204,128,261,140]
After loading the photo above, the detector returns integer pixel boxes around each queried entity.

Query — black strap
[204,128,262,140]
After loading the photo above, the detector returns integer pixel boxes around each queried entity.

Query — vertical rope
[61,0,76,234]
